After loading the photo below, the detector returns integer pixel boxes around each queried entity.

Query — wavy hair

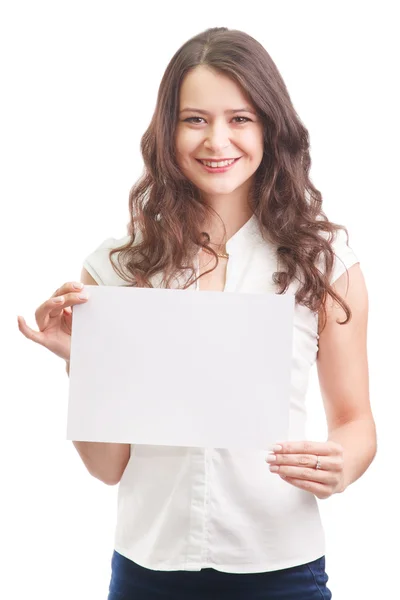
[109,26,352,332]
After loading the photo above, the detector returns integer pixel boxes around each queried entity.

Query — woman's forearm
[328,416,377,491]
[72,440,131,485]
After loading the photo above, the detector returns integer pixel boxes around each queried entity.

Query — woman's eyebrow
[179,107,257,115]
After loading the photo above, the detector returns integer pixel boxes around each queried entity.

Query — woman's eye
[183,116,251,124]
[184,117,205,124]
[233,116,251,124]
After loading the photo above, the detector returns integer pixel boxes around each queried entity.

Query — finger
[35,282,85,328]
[35,290,88,330]
[51,281,85,299]
[269,464,337,485]
[63,308,73,327]
[17,315,46,346]
[279,475,331,499]
[271,441,342,456]
[266,453,314,466]
[35,296,67,330]
[266,453,336,471]
[63,307,73,323]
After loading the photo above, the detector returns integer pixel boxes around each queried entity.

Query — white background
[3,1,399,598]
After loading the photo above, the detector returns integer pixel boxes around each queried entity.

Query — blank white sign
[67,286,294,450]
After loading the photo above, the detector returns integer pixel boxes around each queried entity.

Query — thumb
[17,316,45,346]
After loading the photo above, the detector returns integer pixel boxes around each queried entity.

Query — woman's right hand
[17,282,89,362]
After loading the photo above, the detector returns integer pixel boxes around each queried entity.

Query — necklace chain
[201,247,230,259]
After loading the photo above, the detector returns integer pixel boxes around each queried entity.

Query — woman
[18,27,376,599]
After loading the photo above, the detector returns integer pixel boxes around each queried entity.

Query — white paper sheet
[67,286,294,450]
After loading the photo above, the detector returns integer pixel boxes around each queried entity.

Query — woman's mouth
[196,157,241,173]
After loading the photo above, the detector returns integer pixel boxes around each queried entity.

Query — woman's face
[175,66,264,199]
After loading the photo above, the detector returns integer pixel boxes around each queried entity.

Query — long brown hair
[109,27,352,332]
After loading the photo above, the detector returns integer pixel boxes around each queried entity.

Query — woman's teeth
[200,158,236,168]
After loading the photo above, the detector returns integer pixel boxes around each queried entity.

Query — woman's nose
[203,125,231,154]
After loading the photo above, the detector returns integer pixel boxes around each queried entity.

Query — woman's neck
[200,180,255,248]
[202,207,254,249]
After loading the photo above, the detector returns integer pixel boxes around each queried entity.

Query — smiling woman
[18,24,375,600]
[175,69,264,196]
[95,26,373,599]
[109,28,356,338]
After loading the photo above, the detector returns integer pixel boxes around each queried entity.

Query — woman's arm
[72,439,131,485]
[266,263,376,497]
[316,263,377,490]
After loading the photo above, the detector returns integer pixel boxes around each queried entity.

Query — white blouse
[83,214,359,573]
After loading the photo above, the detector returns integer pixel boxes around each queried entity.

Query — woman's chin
[195,180,242,196]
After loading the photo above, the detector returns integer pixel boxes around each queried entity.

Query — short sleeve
[83,235,131,286]
[326,227,359,285]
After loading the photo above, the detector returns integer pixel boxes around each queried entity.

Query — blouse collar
[196,213,262,256]
[226,214,261,254]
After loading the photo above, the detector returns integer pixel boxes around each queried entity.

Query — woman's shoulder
[317,225,359,285]
[82,232,137,286]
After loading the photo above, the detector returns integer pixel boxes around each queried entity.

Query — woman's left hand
[266,440,346,499]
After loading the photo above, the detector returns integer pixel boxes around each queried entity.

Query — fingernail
[53,296,64,303]
[78,293,88,299]
[269,465,279,472]
[266,454,276,462]
[73,283,83,289]
[268,444,282,452]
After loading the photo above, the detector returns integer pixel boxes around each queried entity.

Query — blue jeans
[107,550,332,599]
